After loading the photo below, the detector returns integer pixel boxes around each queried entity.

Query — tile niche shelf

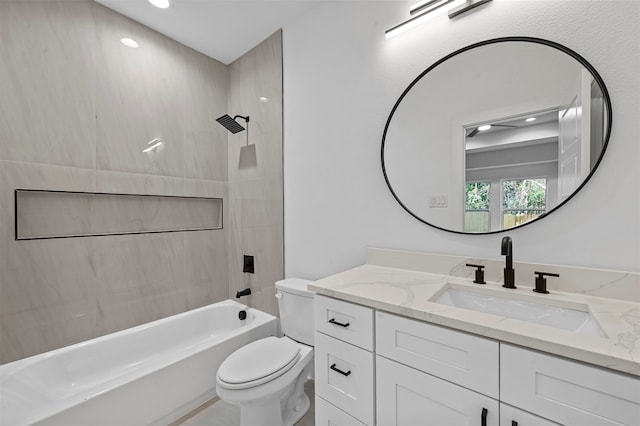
[15,189,223,240]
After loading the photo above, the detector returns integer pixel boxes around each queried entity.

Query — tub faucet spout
[236,288,252,298]
[501,236,516,289]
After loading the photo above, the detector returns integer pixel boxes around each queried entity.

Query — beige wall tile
[0,0,96,168]
[94,233,186,333]
[95,3,186,177]
[183,47,229,181]
[96,170,185,196]
[184,230,229,310]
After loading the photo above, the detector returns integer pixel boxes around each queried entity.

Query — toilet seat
[218,337,301,390]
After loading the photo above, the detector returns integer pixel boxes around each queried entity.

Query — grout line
[168,396,221,426]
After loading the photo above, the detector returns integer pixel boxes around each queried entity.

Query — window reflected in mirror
[501,178,547,230]
[465,182,490,232]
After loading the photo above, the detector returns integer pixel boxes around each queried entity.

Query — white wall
[283,0,640,280]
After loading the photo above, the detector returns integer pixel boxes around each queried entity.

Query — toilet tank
[275,278,314,346]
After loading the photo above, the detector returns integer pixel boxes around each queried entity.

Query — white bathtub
[0,300,278,425]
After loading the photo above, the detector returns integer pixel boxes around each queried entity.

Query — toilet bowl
[216,279,314,426]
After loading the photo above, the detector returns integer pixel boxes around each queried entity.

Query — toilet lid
[218,337,300,386]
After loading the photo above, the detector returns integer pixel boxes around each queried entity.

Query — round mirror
[382,37,611,234]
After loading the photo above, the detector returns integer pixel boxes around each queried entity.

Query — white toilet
[216,278,314,426]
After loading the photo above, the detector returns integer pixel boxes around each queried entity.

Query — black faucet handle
[533,271,560,294]
[465,263,486,284]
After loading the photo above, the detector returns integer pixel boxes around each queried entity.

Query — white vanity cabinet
[313,296,640,426]
[314,295,375,426]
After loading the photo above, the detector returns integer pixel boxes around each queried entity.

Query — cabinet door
[499,403,559,426]
[501,344,640,426]
[376,356,498,426]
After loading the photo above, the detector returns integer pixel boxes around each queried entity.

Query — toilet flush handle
[275,291,283,299]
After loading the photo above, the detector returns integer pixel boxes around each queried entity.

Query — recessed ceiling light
[525,117,536,122]
[259,97,269,103]
[120,38,139,48]
[478,124,492,131]
[148,0,170,8]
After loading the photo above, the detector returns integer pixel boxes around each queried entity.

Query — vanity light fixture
[385,0,492,39]
[526,117,536,122]
[409,0,458,16]
[143,138,163,153]
[448,0,493,19]
[478,124,492,131]
[120,38,139,48]
[148,0,170,9]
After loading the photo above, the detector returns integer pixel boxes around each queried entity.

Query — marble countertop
[309,264,640,377]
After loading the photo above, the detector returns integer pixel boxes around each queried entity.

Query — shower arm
[235,115,250,146]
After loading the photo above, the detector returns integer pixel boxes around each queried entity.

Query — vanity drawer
[314,332,374,425]
[316,396,367,426]
[376,311,499,398]
[315,295,374,351]
[500,344,640,426]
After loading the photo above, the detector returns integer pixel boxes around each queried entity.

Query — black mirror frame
[381,36,612,235]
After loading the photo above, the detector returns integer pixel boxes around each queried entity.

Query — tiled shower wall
[0,1,283,363]
[228,32,284,317]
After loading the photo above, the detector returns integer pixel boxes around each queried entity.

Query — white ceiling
[95,0,323,64]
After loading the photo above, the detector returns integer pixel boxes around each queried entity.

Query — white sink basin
[433,285,605,337]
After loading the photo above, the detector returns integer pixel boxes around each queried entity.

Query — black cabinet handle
[481,408,488,426]
[328,318,350,328]
[511,421,518,426]
[330,363,352,376]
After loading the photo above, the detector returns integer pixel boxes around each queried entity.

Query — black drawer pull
[330,363,352,377]
[511,421,518,426]
[328,318,350,328]
[481,408,488,426]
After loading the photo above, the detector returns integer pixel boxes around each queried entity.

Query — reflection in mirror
[382,37,610,234]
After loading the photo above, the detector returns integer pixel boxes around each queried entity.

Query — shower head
[216,114,250,134]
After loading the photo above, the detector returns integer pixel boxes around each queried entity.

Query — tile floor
[175,380,315,426]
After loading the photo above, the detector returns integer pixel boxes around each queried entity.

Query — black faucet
[533,271,560,294]
[235,288,251,298]
[501,236,516,289]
